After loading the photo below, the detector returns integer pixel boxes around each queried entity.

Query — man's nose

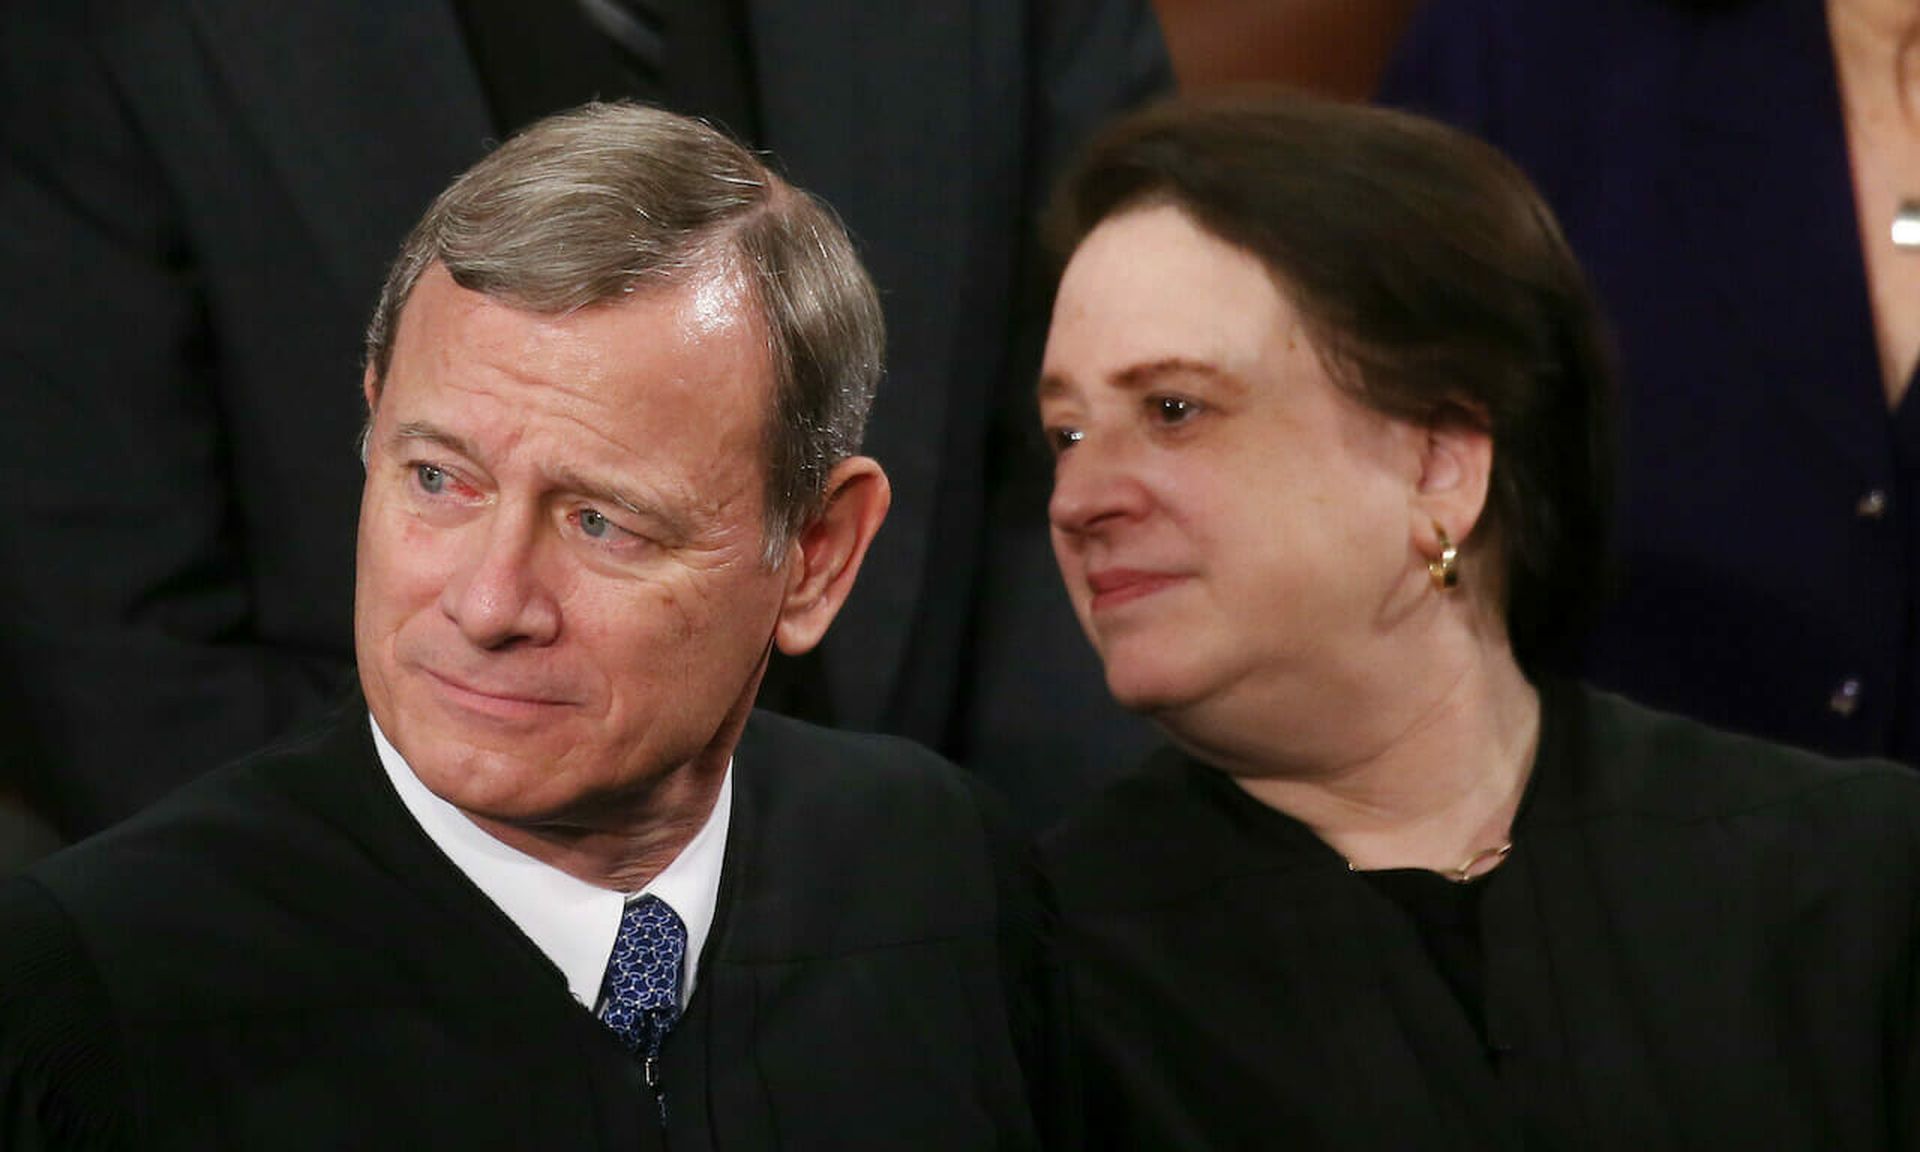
[440,509,561,650]
[1048,431,1149,538]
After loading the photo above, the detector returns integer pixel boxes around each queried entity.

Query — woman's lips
[1085,567,1185,612]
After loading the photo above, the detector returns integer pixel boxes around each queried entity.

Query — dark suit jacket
[0,0,1167,837]
[1043,680,1920,1149]
[0,701,1059,1149]
[1378,0,1920,764]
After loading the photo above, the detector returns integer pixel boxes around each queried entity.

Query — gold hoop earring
[1429,523,1459,591]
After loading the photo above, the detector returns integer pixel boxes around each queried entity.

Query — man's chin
[388,714,578,815]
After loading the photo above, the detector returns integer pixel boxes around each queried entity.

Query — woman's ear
[772,457,891,656]
[1411,404,1494,556]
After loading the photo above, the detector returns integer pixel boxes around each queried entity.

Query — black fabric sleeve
[1894,811,1920,1151]
[966,776,1078,1150]
[0,877,134,1150]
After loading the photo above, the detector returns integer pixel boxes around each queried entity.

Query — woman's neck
[1214,638,1542,878]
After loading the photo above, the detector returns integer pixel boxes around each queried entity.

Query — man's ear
[358,366,386,467]
[773,456,891,656]
[1410,405,1494,558]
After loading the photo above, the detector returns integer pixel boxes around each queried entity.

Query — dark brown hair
[1050,92,1616,667]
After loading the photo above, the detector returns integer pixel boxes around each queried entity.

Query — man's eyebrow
[392,421,477,458]
[551,465,650,521]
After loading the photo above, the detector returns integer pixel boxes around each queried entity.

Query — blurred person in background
[1150,0,1421,96]
[1381,0,1920,766]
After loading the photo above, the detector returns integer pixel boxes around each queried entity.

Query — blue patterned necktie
[596,895,687,1076]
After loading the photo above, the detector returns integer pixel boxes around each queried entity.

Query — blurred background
[1153,0,1420,95]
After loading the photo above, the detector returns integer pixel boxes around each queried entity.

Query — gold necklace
[1347,841,1514,884]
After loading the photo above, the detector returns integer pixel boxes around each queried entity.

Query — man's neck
[465,757,729,892]
[460,664,761,892]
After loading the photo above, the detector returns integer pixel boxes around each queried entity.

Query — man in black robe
[0,0,1169,847]
[0,103,1055,1150]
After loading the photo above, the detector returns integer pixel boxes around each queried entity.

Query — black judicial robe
[0,701,1055,1150]
[1042,681,1920,1149]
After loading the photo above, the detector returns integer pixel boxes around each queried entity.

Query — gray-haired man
[0,104,1054,1151]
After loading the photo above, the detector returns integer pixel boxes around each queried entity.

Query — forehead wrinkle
[546,394,758,498]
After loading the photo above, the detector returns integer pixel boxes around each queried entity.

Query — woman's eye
[414,464,447,494]
[1152,396,1200,424]
[1049,426,1085,455]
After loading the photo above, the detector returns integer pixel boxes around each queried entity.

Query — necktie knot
[597,894,687,1059]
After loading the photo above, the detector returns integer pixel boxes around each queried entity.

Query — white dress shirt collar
[369,714,731,1009]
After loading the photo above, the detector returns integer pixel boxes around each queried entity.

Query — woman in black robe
[1035,93,1920,1150]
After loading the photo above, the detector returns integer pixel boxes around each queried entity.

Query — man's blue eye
[580,509,611,538]
[415,464,446,494]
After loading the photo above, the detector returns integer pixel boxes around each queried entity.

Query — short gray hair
[364,102,885,561]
